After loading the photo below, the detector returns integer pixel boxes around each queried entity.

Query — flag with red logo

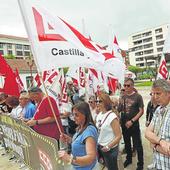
[157,54,168,79]
[15,68,24,92]
[0,54,20,96]
[18,0,105,72]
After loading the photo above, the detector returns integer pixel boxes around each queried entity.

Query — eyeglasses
[95,100,103,104]
[124,84,131,87]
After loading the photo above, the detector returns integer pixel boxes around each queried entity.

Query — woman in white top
[96,92,122,170]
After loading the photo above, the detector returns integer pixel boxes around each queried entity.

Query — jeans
[100,146,118,170]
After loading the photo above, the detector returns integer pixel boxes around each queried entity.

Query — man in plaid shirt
[145,79,170,170]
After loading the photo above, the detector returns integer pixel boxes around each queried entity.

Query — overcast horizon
[0,0,170,50]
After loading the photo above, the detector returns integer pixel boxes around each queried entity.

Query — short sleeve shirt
[72,125,98,170]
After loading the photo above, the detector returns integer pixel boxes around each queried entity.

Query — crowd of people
[0,78,170,170]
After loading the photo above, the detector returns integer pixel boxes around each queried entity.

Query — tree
[128,65,142,78]
[4,54,16,59]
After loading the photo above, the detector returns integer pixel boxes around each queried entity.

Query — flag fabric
[15,68,25,92]
[18,0,105,72]
[157,54,168,79]
[108,35,123,61]
[108,77,117,94]
[0,55,20,96]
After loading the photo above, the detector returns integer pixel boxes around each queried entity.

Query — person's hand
[58,150,71,163]
[125,120,133,128]
[26,119,36,126]
[60,133,71,143]
[159,139,170,154]
[101,146,110,152]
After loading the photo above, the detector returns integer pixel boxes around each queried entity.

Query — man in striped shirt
[145,79,170,170]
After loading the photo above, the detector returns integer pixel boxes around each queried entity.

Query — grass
[135,81,153,87]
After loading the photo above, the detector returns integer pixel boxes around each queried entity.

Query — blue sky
[0,0,170,49]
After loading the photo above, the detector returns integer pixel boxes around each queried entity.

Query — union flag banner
[0,55,20,96]
[18,0,105,72]
[157,54,168,80]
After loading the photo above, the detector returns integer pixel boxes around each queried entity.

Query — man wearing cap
[27,87,63,140]
[19,92,36,121]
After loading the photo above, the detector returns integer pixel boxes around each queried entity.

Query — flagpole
[40,72,63,134]
[18,0,63,134]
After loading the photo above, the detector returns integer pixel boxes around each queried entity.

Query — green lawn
[135,81,153,87]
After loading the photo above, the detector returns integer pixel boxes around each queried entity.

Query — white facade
[128,24,169,68]
[0,35,31,59]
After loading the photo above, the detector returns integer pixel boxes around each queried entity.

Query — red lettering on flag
[32,7,66,42]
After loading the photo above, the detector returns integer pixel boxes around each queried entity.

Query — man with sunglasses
[118,78,144,170]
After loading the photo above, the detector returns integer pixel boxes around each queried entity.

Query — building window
[143,37,152,43]
[147,62,154,66]
[156,35,163,40]
[132,34,141,40]
[136,57,144,61]
[156,40,164,46]
[26,76,33,89]
[16,44,23,49]
[24,51,30,56]
[7,43,12,49]
[143,43,153,49]
[8,50,13,55]
[16,51,23,56]
[0,50,4,55]
[142,31,152,37]
[157,47,163,52]
[24,45,30,50]
[135,51,143,56]
[0,43,4,48]
[144,49,153,54]
[136,63,144,67]
[155,28,162,34]
[133,40,142,45]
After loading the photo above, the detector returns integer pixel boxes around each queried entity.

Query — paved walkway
[0,87,153,170]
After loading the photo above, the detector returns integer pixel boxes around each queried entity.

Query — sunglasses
[124,84,131,87]
[88,101,94,104]
[95,100,103,104]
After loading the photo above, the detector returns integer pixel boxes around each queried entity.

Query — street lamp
[26,57,34,87]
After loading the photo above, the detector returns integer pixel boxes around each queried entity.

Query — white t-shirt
[10,105,23,119]
[60,102,72,126]
[96,110,117,146]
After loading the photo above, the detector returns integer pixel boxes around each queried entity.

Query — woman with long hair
[58,101,98,170]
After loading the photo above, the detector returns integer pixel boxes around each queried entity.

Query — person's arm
[58,136,97,166]
[145,123,170,155]
[26,116,55,126]
[126,107,144,128]
[102,118,122,152]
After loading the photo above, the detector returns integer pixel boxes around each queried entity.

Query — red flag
[15,68,24,92]
[108,77,117,94]
[0,55,20,96]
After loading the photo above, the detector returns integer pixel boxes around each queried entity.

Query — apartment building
[128,24,169,68]
[0,34,31,59]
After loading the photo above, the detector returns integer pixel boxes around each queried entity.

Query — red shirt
[34,96,63,140]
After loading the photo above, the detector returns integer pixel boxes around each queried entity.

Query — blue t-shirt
[71,125,98,170]
[23,102,36,119]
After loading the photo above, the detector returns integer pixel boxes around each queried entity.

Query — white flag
[18,0,105,72]
[157,54,168,80]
